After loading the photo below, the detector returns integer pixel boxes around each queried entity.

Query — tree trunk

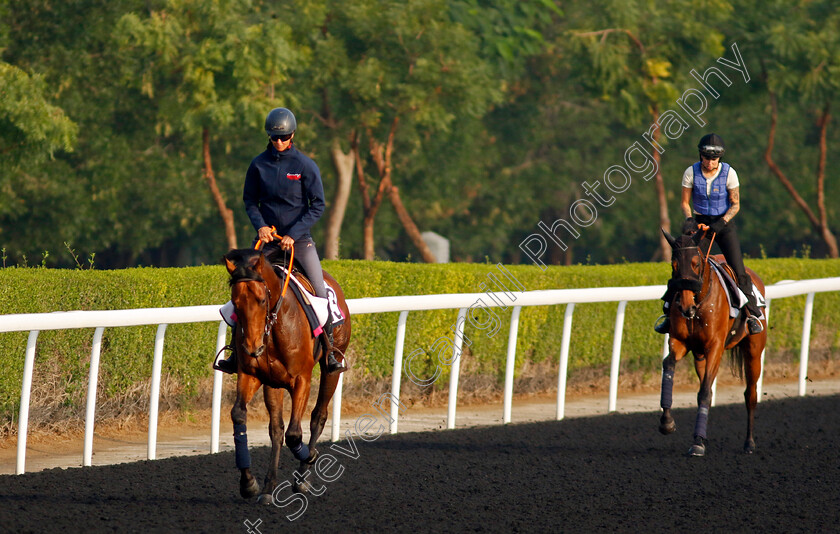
[388,186,437,263]
[202,127,238,250]
[324,135,356,260]
[765,93,839,258]
[650,106,671,262]
[354,132,389,261]
[815,103,839,257]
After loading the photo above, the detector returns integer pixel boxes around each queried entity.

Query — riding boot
[738,276,764,335]
[321,321,347,374]
[213,328,238,374]
[654,292,673,334]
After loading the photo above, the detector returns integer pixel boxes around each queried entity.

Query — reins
[254,225,293,300]
[249,226,296,344]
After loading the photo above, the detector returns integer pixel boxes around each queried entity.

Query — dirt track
[1,393,838,533]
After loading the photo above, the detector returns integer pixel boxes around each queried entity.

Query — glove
[681,217,698,235]
[710,218,727,234]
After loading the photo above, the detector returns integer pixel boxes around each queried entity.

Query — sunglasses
[269,133,293,142]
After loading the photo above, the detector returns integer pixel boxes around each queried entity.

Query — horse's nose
[244,344,265,359]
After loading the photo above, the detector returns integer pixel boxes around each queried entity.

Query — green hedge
[1,258,838,427]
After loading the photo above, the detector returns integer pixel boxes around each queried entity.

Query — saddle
[270,264,345,337]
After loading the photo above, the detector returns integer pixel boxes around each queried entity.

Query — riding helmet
[264,108,297,137]
[697,133,725,159]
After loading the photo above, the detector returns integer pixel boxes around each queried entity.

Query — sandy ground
[2,375,836,475]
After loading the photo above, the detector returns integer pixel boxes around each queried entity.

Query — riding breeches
[293,238,328,299]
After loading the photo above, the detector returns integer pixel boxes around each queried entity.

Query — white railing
[2,277,838,474]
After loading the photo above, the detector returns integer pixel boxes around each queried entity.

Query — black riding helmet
[698,133,725,159]
[265,107,297,137]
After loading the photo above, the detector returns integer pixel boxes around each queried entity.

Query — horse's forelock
[224,248,264,286]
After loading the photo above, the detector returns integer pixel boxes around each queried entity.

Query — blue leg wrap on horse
[694,406,710,439]
[233,424,251,469]
[290,441,310,462]
[660,369,675,409]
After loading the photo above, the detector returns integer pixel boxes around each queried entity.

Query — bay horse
[223,245,351,504]
[659,227,766,456]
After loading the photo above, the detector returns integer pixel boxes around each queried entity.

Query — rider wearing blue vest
[655,133,763,335]
[214,108,346,375]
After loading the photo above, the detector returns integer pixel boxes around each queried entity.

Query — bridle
[237,240,295,353]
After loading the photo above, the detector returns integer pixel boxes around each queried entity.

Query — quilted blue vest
[692,161,730,216]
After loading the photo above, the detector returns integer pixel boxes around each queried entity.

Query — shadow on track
[2,395,838,532]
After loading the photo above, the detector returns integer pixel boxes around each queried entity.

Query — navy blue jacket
[243,143,326,241]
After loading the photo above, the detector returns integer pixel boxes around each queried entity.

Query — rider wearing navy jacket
[215,108,345,375]
[655,133,763,336]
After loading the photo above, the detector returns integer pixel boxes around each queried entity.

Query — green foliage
[1,258,837,427]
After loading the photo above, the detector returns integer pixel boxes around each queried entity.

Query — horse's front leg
[689,344,723,457]
[231,373,262,499]
[256,385,286,505]
[660,338,687,435]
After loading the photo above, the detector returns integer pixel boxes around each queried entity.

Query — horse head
[662,228,706,319]
[224,249,282,359]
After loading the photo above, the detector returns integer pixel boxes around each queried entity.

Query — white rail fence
[2,277,838,474]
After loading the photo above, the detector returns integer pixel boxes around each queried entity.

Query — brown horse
[223,246,351,504]
[659,228,766,456]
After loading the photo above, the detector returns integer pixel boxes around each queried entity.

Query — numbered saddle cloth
[273,265,345,336]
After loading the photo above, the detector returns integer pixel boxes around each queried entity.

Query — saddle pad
[708,259,766,320]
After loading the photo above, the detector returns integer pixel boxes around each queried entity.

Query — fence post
[331,373,344,442]
[389,311,410,434]
[211,321,226,453]
[503,306,522,424]
[556,303,575,421]
[148,324,167,460]
[16,330,40,475]
[83,327,105,466]
[608,301,627,412]
[799,292,815,396]
[447,308,468,430]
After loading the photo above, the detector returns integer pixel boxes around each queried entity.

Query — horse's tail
[729,344,746,381]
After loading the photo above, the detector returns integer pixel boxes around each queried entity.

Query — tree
[755,0,839,257]
[569,0,733,261]
[116,0,303,251]
[290,0,504,261]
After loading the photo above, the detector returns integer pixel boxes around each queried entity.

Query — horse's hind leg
[294,364,341,494]
[742,341,764,454]
[285,375,319,494]
[660,339,687,435]
[231,374,262,499]
[309,363,341,446]
[257,385,285,505]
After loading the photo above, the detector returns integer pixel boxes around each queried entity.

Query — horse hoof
[687,443,706,457]
[744,440,756,454]
[256,493,274,506]
[305,448,320,466]
[240,477,260,499]
[293,478,312,494]
[659,420,676,435]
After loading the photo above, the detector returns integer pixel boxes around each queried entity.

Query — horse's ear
[253,252,269,276]
[691,230,704,245]
[224,257,236,274]
[661,228,677,249]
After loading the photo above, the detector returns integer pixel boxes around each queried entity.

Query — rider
[215,107,346,375]
[654,133,763,336]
